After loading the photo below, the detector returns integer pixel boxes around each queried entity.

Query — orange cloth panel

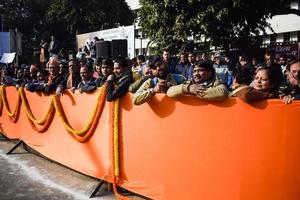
[1,87,300,200]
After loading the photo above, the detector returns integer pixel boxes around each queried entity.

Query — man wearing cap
[167,61,228,101]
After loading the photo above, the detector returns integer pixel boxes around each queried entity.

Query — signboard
[0,52,15,64]
[76,25,135,58]
[268,42,300,58]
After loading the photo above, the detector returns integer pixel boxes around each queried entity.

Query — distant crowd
[0,42,300,105]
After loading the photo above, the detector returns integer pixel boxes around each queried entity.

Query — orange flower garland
[53,84,107,141]
[26,101,56,133]
[1,85,132,199]
[0,87,3,116]
[0,86,22,122]
[65,84,107,143]
[19,87,55,126]
[111,99,132,200]
[0,85,107,142]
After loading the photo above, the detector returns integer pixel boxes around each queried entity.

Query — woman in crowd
[231,66,275,102]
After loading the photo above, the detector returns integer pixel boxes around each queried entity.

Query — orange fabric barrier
[1,86,300,200]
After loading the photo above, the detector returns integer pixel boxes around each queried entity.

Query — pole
[14,28,18,65]
[0,4,3,32]
[1,15,3,32]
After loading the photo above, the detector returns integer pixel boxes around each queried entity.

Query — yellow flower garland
[19,87,55,125]
[0,87,3,115]
[0,85,107,140]
[53,85,107,136]
[0,86,22,121]
[111,99,132,200]
[1,85,131,199]
[113,99,120,177]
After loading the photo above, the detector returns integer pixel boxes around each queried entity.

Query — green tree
[47,0,134,48]
[139,0,300,54]
[1,0,134,59]
[1,0,50,50]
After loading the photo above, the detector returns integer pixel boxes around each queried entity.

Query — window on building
[270,34,277,44]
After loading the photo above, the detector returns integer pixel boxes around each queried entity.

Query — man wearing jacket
[167,61,228,101]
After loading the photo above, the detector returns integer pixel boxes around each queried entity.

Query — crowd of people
[0,46,299,105]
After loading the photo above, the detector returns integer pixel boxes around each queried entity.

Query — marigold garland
[0,85,107,141]
[19,87,55,126]
[53,84,107,137]
[113,99,120,177]
[26,101,56,133]
[0,87,3,116]
[0,86,22,122]
[66,85,107,142]
[1,85,131,199]
[111,99,132,200]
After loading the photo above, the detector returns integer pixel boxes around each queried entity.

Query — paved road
[0,135,144,200]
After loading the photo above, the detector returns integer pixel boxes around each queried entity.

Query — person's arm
[132,79,155,105]
[77,81,97,93]
[196,84,228,101]
[237,87,271,103]
[166,84,187,98]
[45,76,64,94]
[129,76,150,93]
[106,75,132,101]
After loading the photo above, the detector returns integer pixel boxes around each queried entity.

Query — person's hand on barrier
[107,74,115,82]
[188,84,206,95]
[56,87,63,97]
[25,83,30,90]
[70,87,76,94]
[154,80,168,93]
[281,95,294,104]
[195,83,207,96]
[78,87,83,94]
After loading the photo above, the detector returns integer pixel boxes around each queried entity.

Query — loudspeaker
[111,39,128,59]
[96,41,111,59]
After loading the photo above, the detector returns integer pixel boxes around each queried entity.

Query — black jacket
[106,70,133,101]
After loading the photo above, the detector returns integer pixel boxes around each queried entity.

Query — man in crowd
[44,58,64,94]
[56,59,81,95]
[106,57,133,101]
[96,58,114,87]
[278,59,300,104]
[264,49,284,89]
[132,59,185,105]
[167,61,228,101]
[162,49,177,74]
[77,64,97,93]
[129,63,153,93]
[175,52,192,80]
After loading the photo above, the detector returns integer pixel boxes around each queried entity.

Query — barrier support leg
[89,179,108,198]
[6,140,28,155]
[0,133,10,141]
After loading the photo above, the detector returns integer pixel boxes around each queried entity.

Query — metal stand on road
[6,140,29,155]
[89,179,109,198]
[0,133,10,141]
